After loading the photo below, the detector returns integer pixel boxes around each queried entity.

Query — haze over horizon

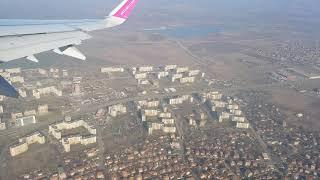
[0,0,319,28]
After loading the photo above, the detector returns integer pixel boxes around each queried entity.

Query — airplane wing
[0,0,138,98]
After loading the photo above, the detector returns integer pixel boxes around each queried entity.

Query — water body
[144,24,225,38]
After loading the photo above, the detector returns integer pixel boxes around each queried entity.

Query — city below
[0,64,318,179]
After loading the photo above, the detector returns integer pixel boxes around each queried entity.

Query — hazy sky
[0,0,319,27]
[0,0,319,17]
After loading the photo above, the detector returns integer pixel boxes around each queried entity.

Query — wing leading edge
[0,0,138,98]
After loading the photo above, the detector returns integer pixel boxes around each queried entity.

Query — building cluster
[18,147,103,179]
[49,117,97,152]
[9,131,45,157]
[21,129,282,179]
[0,68,70,100]
[143,111,176,135]
[200,91,250,129]
[168,66,203,84]
[8,104,49,128]
[136,90,250,136]
[3,63,318,179]
[34,68,68,78]
[168,95,194,105]
[254,40,320,66]
[238,90,320,178]
[187,109,208,128]
[184,130,278,179]
[32,86,62,99]
[137,99,176,135]
[131,66,153,85]
[129,65,204,86]
[105,136,193,179]
[0,68,24,84]
[108,104,127,117]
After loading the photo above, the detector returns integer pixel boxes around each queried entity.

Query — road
[0,81,287,141]
[0,87,208,140]
[0,80,288,179]
[248,126,278,170]
[173,40,208,66]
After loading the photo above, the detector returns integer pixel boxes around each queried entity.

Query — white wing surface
[0,0,138,97]
[0,0,138,62]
